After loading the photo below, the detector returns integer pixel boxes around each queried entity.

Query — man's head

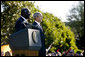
[33,12,43,23]
[21,8,30,19]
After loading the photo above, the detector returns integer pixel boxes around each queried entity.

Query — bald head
[21,8,30,19]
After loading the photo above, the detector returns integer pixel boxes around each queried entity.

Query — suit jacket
[15,17,32,32]
[32,21,45,42]
[32,21,46,56]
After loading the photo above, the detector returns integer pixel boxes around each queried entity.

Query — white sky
[33,1,79,22]
[1,1,81,22]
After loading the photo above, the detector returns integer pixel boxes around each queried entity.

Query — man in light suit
[32,12,46,56]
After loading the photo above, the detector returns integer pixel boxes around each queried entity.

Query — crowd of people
[46,47,84,56]
[1,51,12,56]
[1,47,84,56]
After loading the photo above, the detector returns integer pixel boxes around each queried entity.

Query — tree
[66,1,84,49]
[1,1,40,45]
[1,1,81,54]
[42,12,80,53]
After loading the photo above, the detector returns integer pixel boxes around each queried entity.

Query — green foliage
[66,1,84,37]
[41,12,79,53]
[66,1,84,50]
[50,47,56,53]
[1,1,80,53]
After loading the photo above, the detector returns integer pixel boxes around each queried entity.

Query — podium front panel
[9,28,42,50]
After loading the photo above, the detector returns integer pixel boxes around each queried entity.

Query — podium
[9,28,42,56]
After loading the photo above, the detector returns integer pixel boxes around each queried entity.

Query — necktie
[40,25,43,32]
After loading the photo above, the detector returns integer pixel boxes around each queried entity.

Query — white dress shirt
[35,20,43,31]
[21,16,28,23]
[35,20,40,26]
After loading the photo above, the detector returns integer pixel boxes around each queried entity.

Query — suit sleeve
[15,21,26,32]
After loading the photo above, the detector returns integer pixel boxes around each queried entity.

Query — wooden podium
[12,50,38,56]
[9,29,42,56]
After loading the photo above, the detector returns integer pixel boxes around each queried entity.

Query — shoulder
[32,21,38,25]
[16,17,24,23]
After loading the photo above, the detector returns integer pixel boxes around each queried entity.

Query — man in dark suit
[15,8,38,32]
[15,8,31,32]
[32,12,46,56]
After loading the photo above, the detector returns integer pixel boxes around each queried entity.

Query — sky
[33,1,79,22]
[1,1,80,22]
